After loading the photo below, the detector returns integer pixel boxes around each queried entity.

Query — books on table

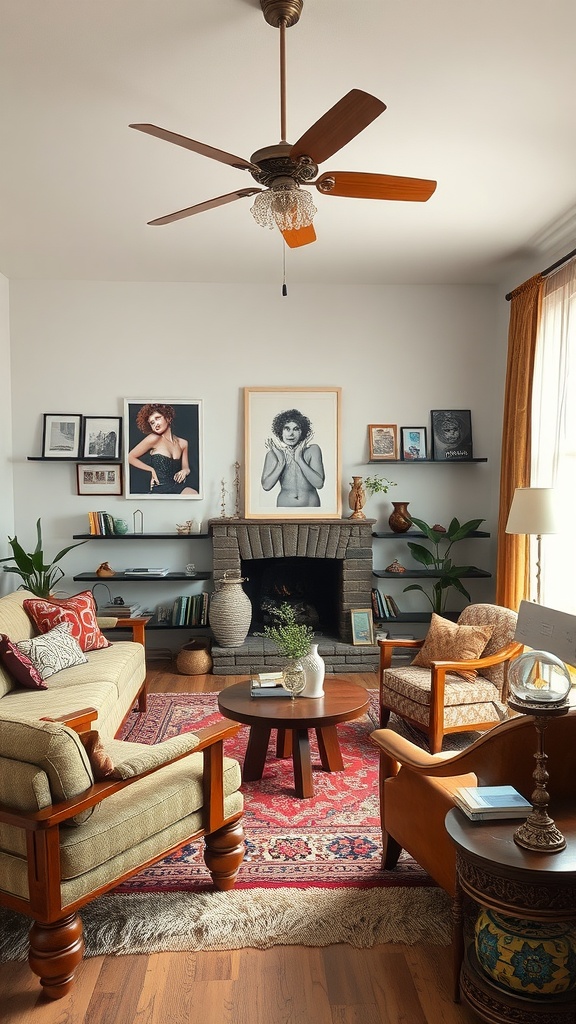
[454,785,531,820]
[250,678,293,698]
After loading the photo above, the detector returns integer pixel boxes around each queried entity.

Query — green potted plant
[402,515,485,614]
[258,602,315,699]
[363,474,396,499]
[0,518,85,598]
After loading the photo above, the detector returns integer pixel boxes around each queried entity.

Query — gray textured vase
[208,571,252,647]
[301,643,325,698]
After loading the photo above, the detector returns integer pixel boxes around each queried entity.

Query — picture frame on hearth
[82,415,122,460]
[244,387,342,519]
[350,608,375,646]
[41,413,82,458]
[123,399,203,499]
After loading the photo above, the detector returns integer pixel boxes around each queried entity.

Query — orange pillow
[24,591,111,652]
[411,613,493,682]
[79,731,117,780]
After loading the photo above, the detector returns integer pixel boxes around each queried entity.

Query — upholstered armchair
[0,708,245,998]
[378,604,523,753]
[370,707,576,896]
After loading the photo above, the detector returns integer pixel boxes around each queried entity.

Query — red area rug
[115,690,434,893]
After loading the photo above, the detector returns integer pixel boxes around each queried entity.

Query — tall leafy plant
[0,518,85,598]
[403,516,485,614]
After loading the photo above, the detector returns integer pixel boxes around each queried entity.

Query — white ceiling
[1,0,576,286]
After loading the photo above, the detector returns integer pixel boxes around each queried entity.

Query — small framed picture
[82,416,122,460]
[368,424,398,461]
[431,410,473,461]
[401,426,428,460]
[42,414,82,458]
[76,463,123,496]
[350,608,375,646]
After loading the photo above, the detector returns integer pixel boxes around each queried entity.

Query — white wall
[7,279,502,639]
[0,272,14,594]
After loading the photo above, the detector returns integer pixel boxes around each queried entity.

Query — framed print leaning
[368,424,398,461]
[350,608,375,646]
[82,416,122,460]
[244,387,342,519]
[431,409,473,460]
[124,399,203,499]
[401,426,427,460]
[42,414,82,458]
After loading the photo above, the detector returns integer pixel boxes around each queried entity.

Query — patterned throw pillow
[79,731,117,780]
[411,613,493,682]
[16,623,88,680]
[0,633,47,690]
[24,590,111,652]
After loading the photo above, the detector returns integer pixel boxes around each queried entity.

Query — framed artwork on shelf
[82,416,122,460]
[244,387,342,520]
[368,424,398,461]
[401,426,428,460]
[431,409,473,461]
[124,399,203,499]
[350,608,375,646]
[42,414,82,458]
[76,463,123,496]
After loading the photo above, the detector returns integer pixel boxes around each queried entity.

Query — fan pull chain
[282,240,288,296]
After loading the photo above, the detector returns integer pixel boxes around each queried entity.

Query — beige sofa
[0,590,147,738]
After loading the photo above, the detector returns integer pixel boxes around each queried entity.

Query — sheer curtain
[531,261,576,612]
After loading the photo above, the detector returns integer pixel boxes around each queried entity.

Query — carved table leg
[204,816,246,890]
[28,912,84,999]
[243,726,272,781]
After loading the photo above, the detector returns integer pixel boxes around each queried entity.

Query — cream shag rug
[0,886,452,960]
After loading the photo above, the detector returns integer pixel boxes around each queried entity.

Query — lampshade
[505,487,558,536]
[251,187,317,231]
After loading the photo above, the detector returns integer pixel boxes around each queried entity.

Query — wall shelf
[367,458,488,464]
[73,572,211,583]
[373,530,490,539]
[373,568,491,579]
[28,457,122,463]
[73,533,210,540]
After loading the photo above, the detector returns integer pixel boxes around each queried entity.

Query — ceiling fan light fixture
[250,187,317,231]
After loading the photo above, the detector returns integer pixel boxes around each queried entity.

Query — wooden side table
[445,806,576,1023]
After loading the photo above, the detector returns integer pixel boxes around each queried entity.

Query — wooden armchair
[370,707,576,896]
[378,604,523,752]
[0,708,245,998]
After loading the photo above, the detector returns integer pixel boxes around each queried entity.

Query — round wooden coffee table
[218,679,370,798]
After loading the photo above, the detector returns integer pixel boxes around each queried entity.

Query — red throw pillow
[24,591,111,652]
[0,633,47,689]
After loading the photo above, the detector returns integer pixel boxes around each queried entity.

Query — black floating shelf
[73,572,212,582]
[372,530,490,539]
[377,611,460,624]
[28,457,122,463]
[73,533,210,540]
[367,458,487,464]
[373,568,491,579]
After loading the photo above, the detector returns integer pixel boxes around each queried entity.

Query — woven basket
[176,638,213,675]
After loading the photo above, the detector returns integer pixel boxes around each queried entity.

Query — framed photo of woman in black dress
[124,399,203,499]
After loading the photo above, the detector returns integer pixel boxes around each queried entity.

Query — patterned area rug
[114,690,473,893]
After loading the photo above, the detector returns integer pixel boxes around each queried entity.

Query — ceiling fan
[130,0,436,249]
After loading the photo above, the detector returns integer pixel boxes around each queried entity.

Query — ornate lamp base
[514,812,566,853]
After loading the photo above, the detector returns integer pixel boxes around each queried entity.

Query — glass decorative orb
[508,650,571,707]
[281,658,306,701]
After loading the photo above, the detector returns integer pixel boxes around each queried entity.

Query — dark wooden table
[217,679,370,798]
[445,805,576,1023]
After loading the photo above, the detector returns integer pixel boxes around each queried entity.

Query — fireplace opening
[240,556,341,636]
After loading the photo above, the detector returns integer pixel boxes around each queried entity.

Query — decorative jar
[301,643,325,698]
[208,570,252,647]
[475,909,576,995]
[388,501,411,533]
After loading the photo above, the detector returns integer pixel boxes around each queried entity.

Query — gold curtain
[495,273,543,609]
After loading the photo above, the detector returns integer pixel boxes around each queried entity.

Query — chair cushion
[0,633,47,690]
[411,613,493,681]
[24,590,111,652]
[457,604,518,690]
[16,623,88,680]
[383,664,501,707]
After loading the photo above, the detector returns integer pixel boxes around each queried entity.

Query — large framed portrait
[42,414,82,458]
[431,409,473,461]
[123,399,203,499]
[244,387,342,519]
[82,416,122,460]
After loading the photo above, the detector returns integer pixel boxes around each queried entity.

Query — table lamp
[505,487,558,603]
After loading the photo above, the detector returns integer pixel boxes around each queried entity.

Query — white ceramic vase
[301,643,325,698]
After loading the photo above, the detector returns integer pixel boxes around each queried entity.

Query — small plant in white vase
[258,603,314,699]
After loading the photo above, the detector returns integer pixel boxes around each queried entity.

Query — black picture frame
[41,413,82,458]
[400,426,428,460]
[430,410,473,461]
[82,416,122,460]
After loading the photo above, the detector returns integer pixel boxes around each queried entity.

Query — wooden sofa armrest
[378,636,424,670]
[40,707,98,733]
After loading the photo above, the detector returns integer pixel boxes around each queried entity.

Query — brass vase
[388,501,411,533]
[348,476,366,519]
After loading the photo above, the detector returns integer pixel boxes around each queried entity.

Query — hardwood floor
[1,663,478,1023]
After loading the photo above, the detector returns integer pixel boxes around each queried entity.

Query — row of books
[152,593,210,628]
[87,511,117,535]
[371,588,400,620]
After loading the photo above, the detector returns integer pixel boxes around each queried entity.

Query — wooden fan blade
[281,224,317,248]
[290,90,386,165]
[130,124,260,172]
[315,171,437,201]
[147,188,263,226]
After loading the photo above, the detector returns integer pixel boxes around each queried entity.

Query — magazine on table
[454,785,531,820]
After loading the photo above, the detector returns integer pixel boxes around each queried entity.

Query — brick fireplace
[209,518,378,674]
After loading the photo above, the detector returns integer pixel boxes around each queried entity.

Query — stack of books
[98,602,142,618]
[87,511,117,535]
[250,673,292,698]
[124,567,170,577]
[454,785,531,821]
